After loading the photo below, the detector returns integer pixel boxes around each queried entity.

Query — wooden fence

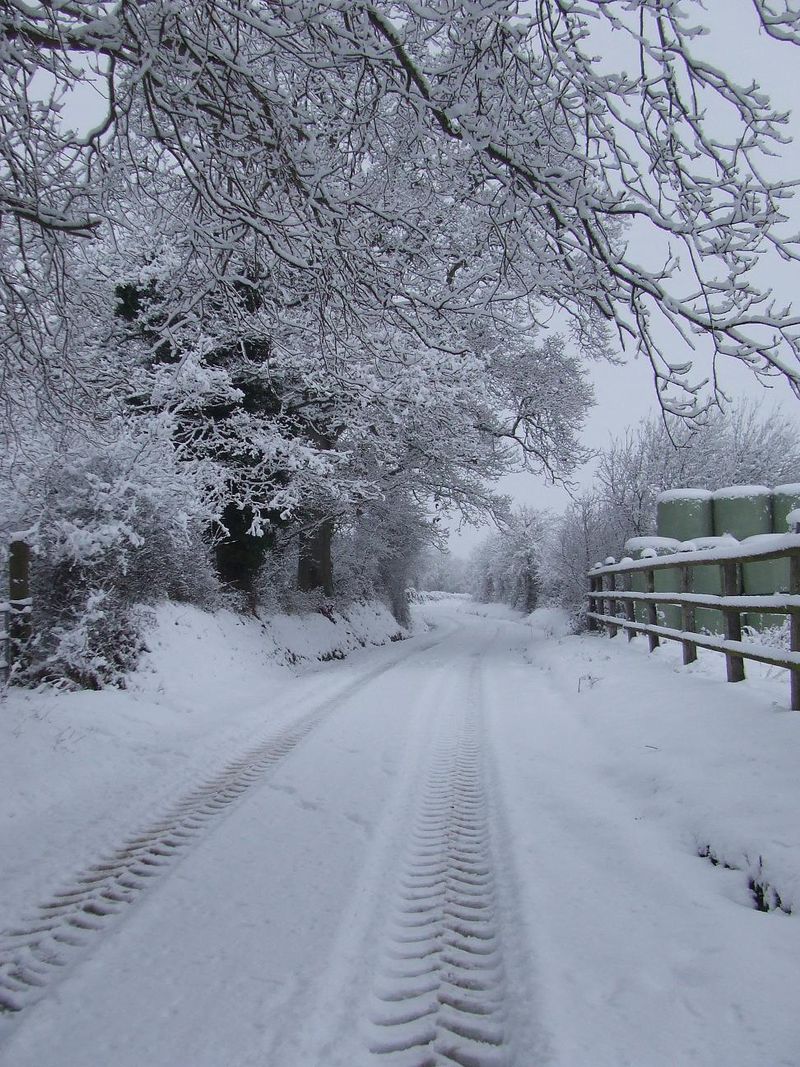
[587,535,800,711]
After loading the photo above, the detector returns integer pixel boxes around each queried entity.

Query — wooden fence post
[622,572,635,640]
[680,565,697,665]
[720,560,745,683]
[645,568,659,652]
[790,549,800,712]
[587,574,598,631]
[8,540,31,671]
[603,572,618,636]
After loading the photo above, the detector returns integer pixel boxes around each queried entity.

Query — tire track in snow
[366,697,510,1067]
[0,639,441,1018]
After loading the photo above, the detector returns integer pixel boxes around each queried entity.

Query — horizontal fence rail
[587,534,800,711]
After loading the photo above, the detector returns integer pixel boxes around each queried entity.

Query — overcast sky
[448,0,800,556]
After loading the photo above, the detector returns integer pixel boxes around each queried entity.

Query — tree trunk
[8,539,31,670]
[522,572,538,614]
[213,504,271,606]
[298,515,334,597]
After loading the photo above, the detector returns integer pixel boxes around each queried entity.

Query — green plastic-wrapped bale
[765,484,800,626]
[680,535,738,635]
[625,537,680,627]
[713,486,773,630]
[656,489,714,541]
[712,485,773,539]
[774,484,800,534]
[654,491,714,629]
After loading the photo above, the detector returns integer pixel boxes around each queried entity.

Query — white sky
[448,0,800,556]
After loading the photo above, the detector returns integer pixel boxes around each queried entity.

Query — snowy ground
[1,597,798,1066]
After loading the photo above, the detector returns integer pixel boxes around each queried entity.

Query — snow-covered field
[1,597,798,1066]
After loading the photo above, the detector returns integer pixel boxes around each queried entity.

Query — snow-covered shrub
[538,493,625,629]
[332,495,432,625]
[468,507,545,614]
[1,422,218,688]
[253,535,321,616]
[742,617,790,652]
[411,548,468,594]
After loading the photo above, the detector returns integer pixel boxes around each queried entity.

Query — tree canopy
[3,0,800,426]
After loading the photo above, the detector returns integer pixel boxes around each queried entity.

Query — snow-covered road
[1,601,799,1066]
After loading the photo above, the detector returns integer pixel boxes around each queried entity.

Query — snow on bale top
[775,483,800,494]
[624,536,681,555]
[656,488,713,503]
[682,535,739,551]
[712,485,772,499]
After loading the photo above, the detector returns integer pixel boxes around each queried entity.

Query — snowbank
[0,599,408,925]
[526,606,574,639]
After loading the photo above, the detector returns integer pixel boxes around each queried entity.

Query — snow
[1,597,799,1066]
[611,590,798,610]
[623,535,681,554]
[775,483,800,494]
[675,536,740,553]
[656,488,713,502]
[590,611,800,667]
[786,507,800,529]
[601,532,800,574]
[741,532,796,552]
[711,484,772,499]
[679,535,738,551]
[0,600,410,924]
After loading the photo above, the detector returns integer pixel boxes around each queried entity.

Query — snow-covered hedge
[1,423,218,689]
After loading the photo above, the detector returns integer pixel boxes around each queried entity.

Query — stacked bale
[642,482,799,637]
[774,484,800,536]
[655,491,714,629]
[769,484,800,612]
[713,486,773,630]
[679,535,740,634]
[624,536,680,626]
